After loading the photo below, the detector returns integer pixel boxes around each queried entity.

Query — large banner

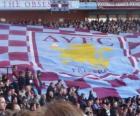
[33,32,136,75]
[31,31,140,98]
[0,23,139,98]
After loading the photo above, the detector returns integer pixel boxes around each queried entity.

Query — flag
[31,31,140,98]
[0,23,140,98]
[0,24,31,67]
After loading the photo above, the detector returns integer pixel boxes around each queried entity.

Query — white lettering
[24,1,31,7]
[0,0,51,9]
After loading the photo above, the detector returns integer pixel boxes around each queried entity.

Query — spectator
[39,94,47,106]
[30,103,37,111]
[12,104,21,111]
[100,102,115,116]
[0,66,140,116]
[18,71,26,90]
[25,71,34,87]
[38,100,84,116]
[0,96,7,116]
[0,19,139,34]
[46,91,54,102]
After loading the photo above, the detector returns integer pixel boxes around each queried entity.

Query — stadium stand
[0,0,139,116]
[0,65,140,115]
[0,19,139,34]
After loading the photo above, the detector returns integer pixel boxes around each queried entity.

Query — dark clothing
[5,95,12,104]
[46,96,54,102]
[10,82,19,92]
[25,77,34,86]
[40,98,47,106]
[100,108,117,116]
[47,86,54,92]
[18,76,26,90]
[0,111,6,116]
[68,95,77,104]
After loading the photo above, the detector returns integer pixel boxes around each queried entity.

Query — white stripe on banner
[27,31,40,70]
[84,77,112,88]
[59,28,75,32]
[0,40,8,46]
[43,28,60,33]
[0,30,9,34]
[27,25,43,29]
[131,56,139,70]
[9,35,27,41]
[8,46,28,52]
[0,53,9,61]
[120,36,130,57]
[116,86,139,98]
[9,26,27,31]
[10,61,30,65]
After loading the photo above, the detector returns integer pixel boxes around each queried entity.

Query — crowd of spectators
[0,66,140,116]
[0,18,139,34]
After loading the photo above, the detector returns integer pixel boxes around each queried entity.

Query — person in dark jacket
[100,102,118,116]
[18,71,26,90]
[25,71,34,86]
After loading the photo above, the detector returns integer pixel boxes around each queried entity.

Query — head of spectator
[0,82,4,95]
[37,70,42,77]
[136,108,140,116]
[26,70,33,78]
[2,74,8,83]
[12,65,18,72]
[137,98,140,105]
[12,103,21,111]
[35,100,84,116]
[19,71,25,78]
[12,96,18,104]
[85,106,93,116]
[40,94,47,106]
[113,101,118,108]
[0,96,6,112]
[25,85,32,92]
[30,103,37,111]
[46,91,54,102]
[12,110,32,116]
[87,99,93,107]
